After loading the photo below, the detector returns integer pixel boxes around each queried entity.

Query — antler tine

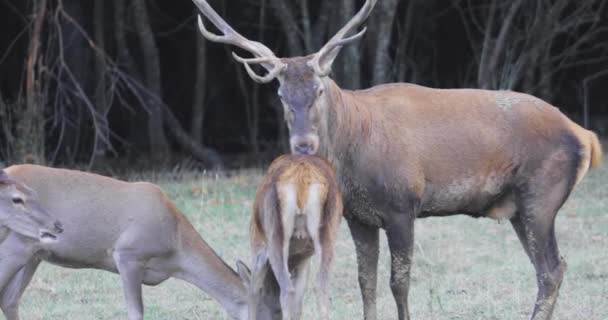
[193,0,275,58]
[312,0,377,75]
[232,52,286,83]
[193,0,284,82]
[324,27,368,54]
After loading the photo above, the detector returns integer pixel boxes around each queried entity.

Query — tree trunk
[312,0,334,49]
[93,0,111,158]
[114,0,137,76]
[370,0,398,85]
[191,28,207,144]
[271,0,304,55]
[114,0,148,157]
[477,0,523,89]
[336,0,361,89]
[164,107,222,168]
[132,0,170,161]
[18,0,48,164]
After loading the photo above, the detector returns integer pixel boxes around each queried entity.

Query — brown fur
[249,155,342,320]
[311,80,602,320]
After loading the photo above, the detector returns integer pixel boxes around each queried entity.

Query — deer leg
[0,259,40,320]
[513,169,572,320]
[512,210,566,320]
[0,264,25,320]
[113,251,145,320]
[0,235,32,320]
[346,217,379,320]
[291,257,311,320]
[385,212,415,320]
[267,237,295,320]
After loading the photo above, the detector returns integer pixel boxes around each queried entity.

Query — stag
[192,0,604,319]
[236,155,342,320]
[0,165,279,320]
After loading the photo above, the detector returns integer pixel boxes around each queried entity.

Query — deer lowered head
[0,169,63,243]
[236,250,282,320]
[192,0,377,156]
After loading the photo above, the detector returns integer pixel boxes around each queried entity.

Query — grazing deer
[236,155,342,320]
[0,165,276,320]
[0,169,62,246]
[193,0,604,319]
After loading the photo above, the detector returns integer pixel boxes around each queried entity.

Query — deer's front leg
[0,259,40,320]
[385,212,415,320]
[346,217,379,320]
[113,251,145,320]
[0,234,33,320]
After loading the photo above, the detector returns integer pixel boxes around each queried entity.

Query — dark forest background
[0,0,607,171]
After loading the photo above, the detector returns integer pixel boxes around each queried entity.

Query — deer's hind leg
[290,257,311,320]
[268,212,297,319]
[385,210,415,320]
[511,152,577,320]
[268,241,295,320]
[0,259,40,320]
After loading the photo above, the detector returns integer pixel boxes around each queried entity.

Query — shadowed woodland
[0,0,607,170]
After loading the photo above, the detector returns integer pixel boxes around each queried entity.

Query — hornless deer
[0,165,277,320]
[0,169,62,247]
[236,155,342,320]
[192,0,604,319]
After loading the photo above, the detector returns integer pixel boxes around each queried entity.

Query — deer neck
[318,78,365,166]
[175,225,247,319]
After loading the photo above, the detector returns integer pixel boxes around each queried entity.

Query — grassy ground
[14,163,608,320]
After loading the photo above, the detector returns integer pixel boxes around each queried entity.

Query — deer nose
[54,221,64,234]
[294,142,313,155]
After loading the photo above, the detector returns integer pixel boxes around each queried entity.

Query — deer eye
[12,197,24,205]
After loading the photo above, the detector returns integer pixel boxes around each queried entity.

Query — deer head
[236,250,282,320]
[0,170,62,242]
[193,0,377,155]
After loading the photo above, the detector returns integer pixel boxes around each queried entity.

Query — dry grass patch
[15,165,608,319]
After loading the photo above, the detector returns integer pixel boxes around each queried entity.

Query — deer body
[320,81,599,221]
[192,0,603,319]
[242,155,342,320]
[317,79,602,320]
[318,79,601,320]
[0,165,248,320]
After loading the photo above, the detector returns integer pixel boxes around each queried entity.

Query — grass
[14,164,608,320]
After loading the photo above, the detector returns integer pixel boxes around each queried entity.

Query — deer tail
[589,131,603,169]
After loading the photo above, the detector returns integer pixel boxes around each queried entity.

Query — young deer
[0,164,277,320]
[237,155,343,320]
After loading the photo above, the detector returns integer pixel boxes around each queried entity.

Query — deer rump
[250,155,342,320]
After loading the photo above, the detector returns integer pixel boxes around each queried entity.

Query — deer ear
[0,170,9,184]
[254,249,269,269]
[236,260,252,286]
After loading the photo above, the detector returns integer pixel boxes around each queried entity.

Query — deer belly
[421,175,511,217]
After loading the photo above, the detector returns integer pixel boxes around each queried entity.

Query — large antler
[193,0,285,83]
[310,0,378,76]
